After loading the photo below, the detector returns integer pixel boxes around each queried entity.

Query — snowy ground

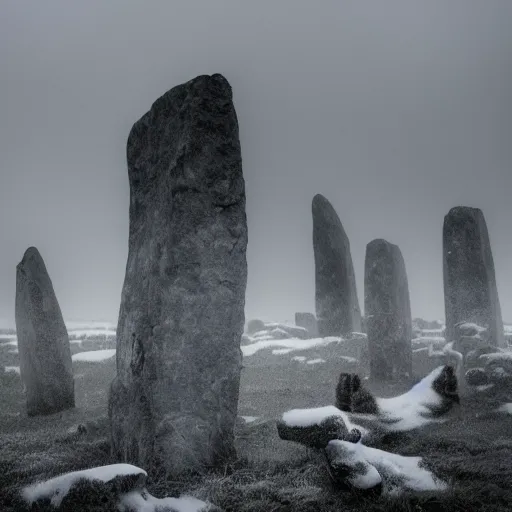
[1,318,512,512]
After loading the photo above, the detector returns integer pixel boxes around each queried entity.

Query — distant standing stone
[109,74,248,476]
[15,247,74,416]
[364,239,413,382]
[295,312,318,337]
[443,207,505,348]
[312,194,361,336]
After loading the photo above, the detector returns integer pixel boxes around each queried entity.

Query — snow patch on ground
[0,334,17,341]
[1,340,18,347]
[240,416,259,423]
[306,358,325,365]
[118,491,210,512]
[272,348,294,355]
[241,336,342,357]
[292,356,307,362]
[68,328,116,339]
[497,403,512,414]
[72,349,116,362]
[4,366,20,374]
[65,320,116,331]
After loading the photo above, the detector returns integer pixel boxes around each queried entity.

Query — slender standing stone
[364,239,413,382]
[443,207,505,348]
[15,247,74,416]
[109,74,248,476]
[312,194,361,336]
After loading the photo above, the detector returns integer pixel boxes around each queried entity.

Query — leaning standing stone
[15,247,74,416]
[109,74,248,476]
[312,194,361,336]
[364,239,413,382]
[443,207,505,348]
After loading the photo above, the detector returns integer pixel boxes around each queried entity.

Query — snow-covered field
[0,320,117,348]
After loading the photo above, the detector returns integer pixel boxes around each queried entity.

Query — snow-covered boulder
[22,464,147,509]
[277,405,365,449]
[336,366,460,440]
[325,440,448,495]
[21,464,214,511]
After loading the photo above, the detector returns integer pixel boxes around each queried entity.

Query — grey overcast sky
[1,1,511,326]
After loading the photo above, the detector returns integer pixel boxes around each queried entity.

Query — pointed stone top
[18,247,43,269]
[312,194,339,218]
[312,193,329,207]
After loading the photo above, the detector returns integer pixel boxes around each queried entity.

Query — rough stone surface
[364,239,413,382]
[108,74,248,476]
[15,247,74,416]
[312,194,361,336]
[276,416,357,449]
[443,207,505,348]
[295,312,318,337]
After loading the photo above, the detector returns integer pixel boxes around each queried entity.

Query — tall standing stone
[312,194,361,336]
[364,239,413,382]
[109,74,248,476]
[15,247,74,416]
[443,206,505,348]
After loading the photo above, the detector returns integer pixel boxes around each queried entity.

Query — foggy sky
[1,1,512,327]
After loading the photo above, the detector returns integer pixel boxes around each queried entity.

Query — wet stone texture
[108,74,248,476]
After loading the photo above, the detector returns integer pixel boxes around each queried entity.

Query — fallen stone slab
[21,464,147,509]
[277,405,363,449]
[325,440,448,495]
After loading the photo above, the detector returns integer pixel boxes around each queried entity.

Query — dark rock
[465,368,490,386]
[240,334,252,346]
[295,312,318,337]
[276,410,355,449]
[335,373,379,414]
[465,346,499,369]
[364,239,413,382]
[247,319,265,335]
[108,74,248,476]
[443,207,505,348]
[480,352,512,375]
[15,247,74,416]
[312,194,361,336]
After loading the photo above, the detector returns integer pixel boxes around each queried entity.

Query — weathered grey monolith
[443,207,505,348]
[15,247,74,416]
[108,74,248,476]
[312,194,361,336]
[364,239,413,382]
[294,312,318,337]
